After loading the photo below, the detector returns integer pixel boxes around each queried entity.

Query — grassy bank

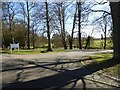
[0,48,73,54]
[89,53,119,78]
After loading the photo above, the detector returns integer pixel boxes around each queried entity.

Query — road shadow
[2,58,94,72]
[2,58,120,89]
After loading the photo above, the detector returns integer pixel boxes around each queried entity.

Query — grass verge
[1,48,73,55]
[89,53,120,78]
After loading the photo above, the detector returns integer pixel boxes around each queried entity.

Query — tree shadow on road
[2,58,120,89]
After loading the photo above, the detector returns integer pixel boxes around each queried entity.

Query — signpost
[10,43,19,53]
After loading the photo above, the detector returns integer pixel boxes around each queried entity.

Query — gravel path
[2,50,119,89]
[2,50,113,62]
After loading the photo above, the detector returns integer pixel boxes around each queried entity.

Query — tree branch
[91,9,111,15]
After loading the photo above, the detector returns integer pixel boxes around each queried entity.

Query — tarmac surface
[1,50,120,89]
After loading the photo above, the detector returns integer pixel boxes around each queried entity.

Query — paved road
[2,50,119,89]
[2,50,113,62]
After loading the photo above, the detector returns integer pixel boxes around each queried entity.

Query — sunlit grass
[89,39,113,49]
[90,53,113,62]
[1,49,41,54]
[89,53,119,78]
[51,48,72,53]
[1,48,73,54]
[105,64,120,78]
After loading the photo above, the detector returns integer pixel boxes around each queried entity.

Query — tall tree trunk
[110,2,120,60]
[9,19,13,43]
[85,36,90,49]
[9,19,14,44]
[24,10,27,49]
[77,1,82,49]
[32,28,35,49]
[104,32,106,50]
[58,3,67,50]
[26,1,30,49]
[68,36,72,49]
[8,4,14,44]
[59,10,65,49]
[45,1,52,52]
[103,17,107,50]
[62,7,67,49]
[70,5,77,49]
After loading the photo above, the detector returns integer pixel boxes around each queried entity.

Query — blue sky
[65,0,111,38]
[2,0,112,38]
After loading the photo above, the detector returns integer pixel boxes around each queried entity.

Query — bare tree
[2,2,16,44]
[69,3,77,49]
[45,0,52,51]
[77,0,82,49]
[51,2,70,50]
[19,3,27,49]
[92,0,120,60]
[25,1,35,49]
[99,15,108,50]
[31,24,36,49]
[26,1,30,49]
[57,2,67,49]
[110,1,120,60]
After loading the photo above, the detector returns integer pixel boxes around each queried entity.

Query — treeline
[2,1,113,50]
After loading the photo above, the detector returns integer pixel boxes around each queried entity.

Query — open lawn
[89,53,119,78]
[0,48,73,55]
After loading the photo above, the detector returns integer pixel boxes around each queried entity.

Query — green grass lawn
[1,49,41,54]
[90,53,113,62]
[82,39,113,49]
[89,53,119,78]
[51,48,73,53]
[0,48,73,55]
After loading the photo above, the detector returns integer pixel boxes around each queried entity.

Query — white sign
[10,43,19,52]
